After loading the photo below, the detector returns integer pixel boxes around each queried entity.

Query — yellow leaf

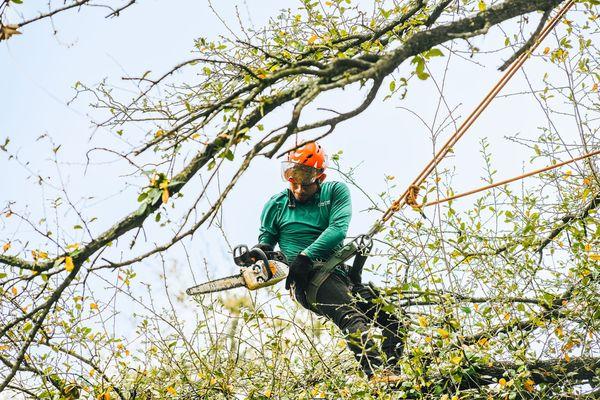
[98,392,111,400]
[191,133,201,139]
[498,378,507,387]
[264,389,272,398]
[478,0,486,12]
[477,337,488,347]
[210,378,217,386]
[325,1,333,5]
[11,287,17,296]
[437,328,449,339]
[543,47,550,55]
[473,303,479,311]
[2,242,10,252]
[257,73,267,79]
[418,315,429,327]
[593,83,598,92]
[450,355,462,364]
[524,378,535,393]
[504,312,511,321]
[564,353,571,362]
[564,169,572,177]
[0,24,22,42]
[0,345,9,351]
[90,303,98,310]
[66,243,80,251]
[162,188,169,204]
[159,179,170,190]
[424,336,432,343]
[589,254,600,261]
[562,341,574,351]
[89,369,95,377]
[555,326,563,338]
[166,386,177,395]
[65,256,75,272]
[584,244,591,252]
[308,34,318,45]
[155,129,166,138]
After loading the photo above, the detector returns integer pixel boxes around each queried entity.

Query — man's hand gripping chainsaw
[186,245,289,296]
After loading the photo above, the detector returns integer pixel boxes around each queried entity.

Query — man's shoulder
[264,189,289,206]
[321,181,350,194]
[322,181,348,189]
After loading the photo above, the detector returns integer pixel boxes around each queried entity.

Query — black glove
[285,254,314,290]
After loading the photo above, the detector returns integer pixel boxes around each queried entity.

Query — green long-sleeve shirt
[258,181,352,264]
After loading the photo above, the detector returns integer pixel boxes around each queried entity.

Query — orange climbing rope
[367,0,576,236]
[419,148,600,208]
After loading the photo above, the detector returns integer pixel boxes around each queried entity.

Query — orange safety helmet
[282,142,327,185]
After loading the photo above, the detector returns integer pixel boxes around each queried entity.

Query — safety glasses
[281,161,322,185]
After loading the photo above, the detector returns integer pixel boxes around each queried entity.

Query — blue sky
[0,0,584,351]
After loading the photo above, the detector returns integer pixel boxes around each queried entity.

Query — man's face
[289,181,319,203]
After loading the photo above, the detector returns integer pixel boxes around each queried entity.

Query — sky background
[0,0,587,380]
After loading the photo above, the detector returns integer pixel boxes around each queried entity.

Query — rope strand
[369,0,575,236]
[421,148,600,208]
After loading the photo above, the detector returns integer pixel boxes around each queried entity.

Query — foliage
[1,0,599,399]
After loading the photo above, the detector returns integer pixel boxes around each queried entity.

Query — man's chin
[294,195,309,203]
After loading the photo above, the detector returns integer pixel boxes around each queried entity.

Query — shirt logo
[318,200,331,207]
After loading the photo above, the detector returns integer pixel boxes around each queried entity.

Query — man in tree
[251,141,406,382]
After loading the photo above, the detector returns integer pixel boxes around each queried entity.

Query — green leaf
[134,203,149,217]
[219,149,234,161]
[73,225,83,230]
[148,188,162,205]
[12,0,23,3]
[389,80,396,92]
[412,56,430,80]
[137,192,148,202]
[425,48,443,58]
[0,273,6,279]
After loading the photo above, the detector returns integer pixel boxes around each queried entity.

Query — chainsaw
[186,245,289,296]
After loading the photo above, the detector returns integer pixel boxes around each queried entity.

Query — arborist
[248,141,406,382]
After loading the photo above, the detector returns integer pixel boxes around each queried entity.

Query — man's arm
[258,196,280,248]
[303,182,352,260]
